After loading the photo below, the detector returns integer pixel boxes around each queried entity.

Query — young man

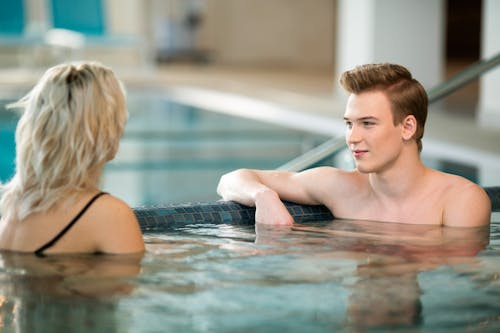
[217,63,491,227]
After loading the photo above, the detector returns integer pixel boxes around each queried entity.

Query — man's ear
[401,115,417,140]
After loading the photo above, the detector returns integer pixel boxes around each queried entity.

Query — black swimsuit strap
[35,192,108,256]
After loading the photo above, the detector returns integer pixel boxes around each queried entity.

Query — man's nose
[346,125,361,144]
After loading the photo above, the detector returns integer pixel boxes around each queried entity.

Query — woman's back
[0,191,144,255]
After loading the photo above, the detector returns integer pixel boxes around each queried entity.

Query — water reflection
[256,220,490,331]
[0,221,493,332]
[0,252,143,332]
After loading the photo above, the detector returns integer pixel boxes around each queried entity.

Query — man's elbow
[217,169,251,200]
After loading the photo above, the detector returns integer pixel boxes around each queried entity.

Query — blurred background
[0,0,500,110]
[0,0,499,205]
[1,0,498,117]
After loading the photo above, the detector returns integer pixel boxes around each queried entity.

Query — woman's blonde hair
[0,62,127,220]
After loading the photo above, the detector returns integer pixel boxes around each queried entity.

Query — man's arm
[217,168,327,225]
[443,182,491,227]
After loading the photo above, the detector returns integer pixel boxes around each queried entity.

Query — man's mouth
[352,150,368,158]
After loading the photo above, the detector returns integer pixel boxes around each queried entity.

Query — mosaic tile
[485,186,500,211]
[133,187,500,232]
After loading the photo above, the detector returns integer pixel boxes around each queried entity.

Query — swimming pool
[1,90,499,332]
[1,219,499,332]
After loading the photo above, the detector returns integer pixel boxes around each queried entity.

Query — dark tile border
[485,186,500,212]
[134,201,332,231]
[134,186,500,232]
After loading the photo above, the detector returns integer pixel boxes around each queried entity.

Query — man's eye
[363,121,375,127]
[345,121,352,128]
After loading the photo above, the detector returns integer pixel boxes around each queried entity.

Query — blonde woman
[0,62,144,256]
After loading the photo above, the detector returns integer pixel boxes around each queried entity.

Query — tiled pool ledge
[134,186,500,231]
[134,201,333,231]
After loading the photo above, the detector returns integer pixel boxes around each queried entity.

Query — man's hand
[254,189,294,225]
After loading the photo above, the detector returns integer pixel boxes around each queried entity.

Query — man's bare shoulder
[296,167,366,199]
[433,170,491,227]
[298,167,363,185]
[430,169,485,195]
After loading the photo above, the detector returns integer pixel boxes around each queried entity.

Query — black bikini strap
[35,192,108,256]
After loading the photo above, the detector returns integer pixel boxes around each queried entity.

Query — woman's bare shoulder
[88,194,145,254]
[95,194,136,214]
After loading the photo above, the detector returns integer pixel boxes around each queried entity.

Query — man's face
[343,90,404,174]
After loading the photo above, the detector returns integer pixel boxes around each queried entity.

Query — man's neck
[368,150,427,200]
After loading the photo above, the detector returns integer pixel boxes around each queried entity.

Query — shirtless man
[217,63,491,227]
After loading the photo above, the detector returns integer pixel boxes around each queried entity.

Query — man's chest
[327,190,446,225]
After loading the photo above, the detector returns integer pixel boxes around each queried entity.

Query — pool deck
[1,64,500,183]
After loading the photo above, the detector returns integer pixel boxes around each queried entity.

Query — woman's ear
[401,115,417,140]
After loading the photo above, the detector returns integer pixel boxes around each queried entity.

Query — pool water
[1,91,500,332]
[0,219,499,332]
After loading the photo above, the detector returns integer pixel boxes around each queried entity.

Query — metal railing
[277,136,346,171]
[427,52,500,102]
[279,52,500,172]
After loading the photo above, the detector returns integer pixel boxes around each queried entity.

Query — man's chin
[355,164,372,174]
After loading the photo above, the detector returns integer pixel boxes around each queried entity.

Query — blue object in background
[0,129,15,182]
[50,0,105,35]
[0,0,25,35]
[0,100,18,183]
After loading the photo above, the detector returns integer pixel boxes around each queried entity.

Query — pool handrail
[278,52,500,172]
[277,136,346,172]
[427,52,500,102]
